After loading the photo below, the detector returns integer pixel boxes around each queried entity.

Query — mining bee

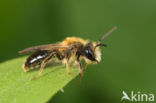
[19,27,117,80]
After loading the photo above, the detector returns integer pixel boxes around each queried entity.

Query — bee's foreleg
[83,63,87,73]
[33,52,56,80]
[77,55,83,83]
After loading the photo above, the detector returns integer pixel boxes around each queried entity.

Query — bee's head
[83,43,96,62]
[83,42,107,63]
[83,27,117,64]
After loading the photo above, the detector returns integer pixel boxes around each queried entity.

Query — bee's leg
[33,52,56,80]
[66,48,73,75]
[77,55,83,83]
[66,60,71,75]
[66,58,71,75]
[56,53,71,74]
[78,61,83,83]
[83,63,87,73]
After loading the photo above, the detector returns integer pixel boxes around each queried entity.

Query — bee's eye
[84,49,96,61]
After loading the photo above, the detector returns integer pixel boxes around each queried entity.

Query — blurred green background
[1,0,156,103]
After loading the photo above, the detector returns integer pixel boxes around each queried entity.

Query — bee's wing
[18,43,70,54]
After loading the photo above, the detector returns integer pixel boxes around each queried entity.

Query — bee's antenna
[98,27,117,42]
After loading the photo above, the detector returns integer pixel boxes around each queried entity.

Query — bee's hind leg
[33,52,56,80]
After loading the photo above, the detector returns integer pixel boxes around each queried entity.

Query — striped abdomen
[24,50,51,70]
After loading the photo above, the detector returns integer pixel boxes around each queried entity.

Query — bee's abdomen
[25,50,51,68]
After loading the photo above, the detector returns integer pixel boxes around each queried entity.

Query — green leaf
[0,57,79,103]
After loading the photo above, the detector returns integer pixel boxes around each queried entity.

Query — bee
[19,27,117,80]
